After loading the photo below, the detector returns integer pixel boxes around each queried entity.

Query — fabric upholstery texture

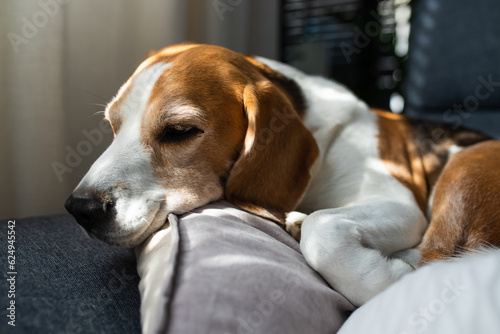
[1,202,355,334]
[137,200,355,334]
[0,215,141,334]
[405,0,500,138]
[338,250,500,334]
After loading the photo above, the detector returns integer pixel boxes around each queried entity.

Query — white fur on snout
[76,63,170,247]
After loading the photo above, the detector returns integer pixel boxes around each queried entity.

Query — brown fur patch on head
[105,44,203,135]
[137,44,318,221]
[140,45,250,212]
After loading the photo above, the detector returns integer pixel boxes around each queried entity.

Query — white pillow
[339,249,500,334]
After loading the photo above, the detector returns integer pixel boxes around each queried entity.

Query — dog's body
[66,44,500,306]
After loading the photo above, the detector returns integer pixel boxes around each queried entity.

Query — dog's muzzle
[65,190,115,233]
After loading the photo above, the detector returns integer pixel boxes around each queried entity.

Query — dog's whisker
[82,88,109,103]
[89,110,106,118]
[89,102,108,108]
[96,110,106,116]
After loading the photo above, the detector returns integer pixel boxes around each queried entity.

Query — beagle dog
[65,43,500,306]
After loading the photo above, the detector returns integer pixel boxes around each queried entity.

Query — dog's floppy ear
[225,81,319,224]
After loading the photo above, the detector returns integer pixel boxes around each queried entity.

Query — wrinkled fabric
[137,200,355,334]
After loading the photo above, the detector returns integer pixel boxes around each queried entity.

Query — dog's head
[65,44,319,247]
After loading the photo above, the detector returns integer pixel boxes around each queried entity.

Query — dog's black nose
[65,191,114,232]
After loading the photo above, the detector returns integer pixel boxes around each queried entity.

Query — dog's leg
[418,140,500,264]
[300,197,427,306]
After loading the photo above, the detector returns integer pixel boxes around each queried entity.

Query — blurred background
[1,0,499,219]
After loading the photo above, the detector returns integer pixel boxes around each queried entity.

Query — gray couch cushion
[2,201,354,333]
[0,215,141,333]
[138,200,354,334]
[405,0,500,138]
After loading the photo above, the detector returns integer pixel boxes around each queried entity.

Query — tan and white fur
[65,44,500,306]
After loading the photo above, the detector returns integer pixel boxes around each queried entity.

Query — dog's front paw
[285,211,308,242]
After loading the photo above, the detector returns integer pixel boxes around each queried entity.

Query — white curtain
[0,0,279,219]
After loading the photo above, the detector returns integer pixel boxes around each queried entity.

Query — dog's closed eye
[159,124,204,143]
